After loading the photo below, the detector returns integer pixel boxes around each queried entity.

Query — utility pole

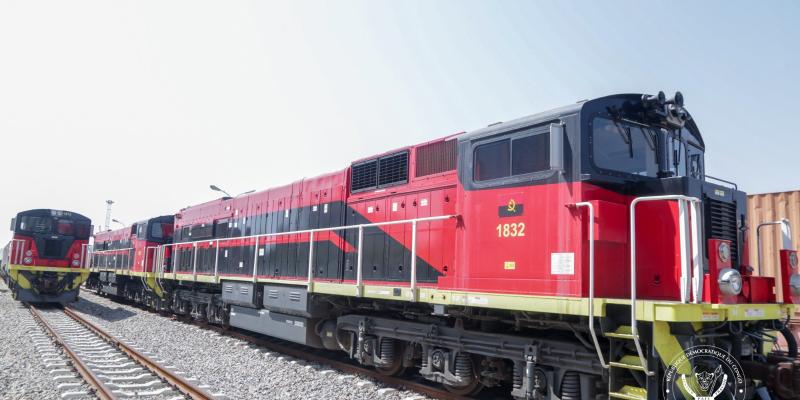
[105,200,114,231]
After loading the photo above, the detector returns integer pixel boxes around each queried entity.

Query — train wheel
[443,353,483,396]
[375,338,406,376]
[444,377,483,396]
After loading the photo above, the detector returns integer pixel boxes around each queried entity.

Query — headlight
[791,252,798,269]
[718,268,743,296]
[73,253,80,260]
[790,274,800,296]
[23,257,33,264]
[718,242,731,263]
[71,260,81,267]
[25,250,32,257]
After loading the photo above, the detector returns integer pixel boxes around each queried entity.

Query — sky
[0,1,798,242]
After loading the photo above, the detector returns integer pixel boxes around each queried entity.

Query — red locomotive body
[87,93,800,400]
[91,216,173,298]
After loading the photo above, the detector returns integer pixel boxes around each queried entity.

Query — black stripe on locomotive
[172,201,442,283]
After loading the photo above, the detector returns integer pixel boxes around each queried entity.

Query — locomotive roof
[135,215,174,225]
[458,101,583,143]
[458,93,704,148]
[15,208,90,222]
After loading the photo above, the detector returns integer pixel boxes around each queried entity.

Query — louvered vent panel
[707,198,739,267]
[378,152,408,186]
[351,160,378,192]
[415,139,457,177]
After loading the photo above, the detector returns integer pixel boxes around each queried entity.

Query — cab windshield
[591,116,704,179]
[17,216,91,239]
[136,221,173,243]
[592,117,658,176]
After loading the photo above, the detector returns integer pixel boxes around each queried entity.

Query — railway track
[28,303,224,400]
[84,292,479,400]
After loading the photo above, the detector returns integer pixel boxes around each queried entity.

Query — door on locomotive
[3,209,92,302]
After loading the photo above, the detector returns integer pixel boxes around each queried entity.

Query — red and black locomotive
[86,92,800,399]
[2,209,92,302]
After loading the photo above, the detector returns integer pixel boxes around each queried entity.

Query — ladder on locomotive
[576,195,703,400]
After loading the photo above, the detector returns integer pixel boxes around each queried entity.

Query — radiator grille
[378,152,408,186]
[706,198,739,266]
[351,160,378,192]
[416,139,457,177]
[351,151,409,193]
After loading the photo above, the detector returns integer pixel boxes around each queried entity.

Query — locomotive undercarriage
[4,269,82,303]
[85,273,228,324]
[334,312,604,398]
[321,296,608,398]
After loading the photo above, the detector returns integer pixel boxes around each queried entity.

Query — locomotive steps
[27,303,227,400]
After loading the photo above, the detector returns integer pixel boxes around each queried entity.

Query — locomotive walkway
[27,303,224,400]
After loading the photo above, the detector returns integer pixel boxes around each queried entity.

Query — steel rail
[61,306,216,400]
[28,304,115,400]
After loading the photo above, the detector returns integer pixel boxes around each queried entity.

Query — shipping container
[748,190,800,276]
[747,189,800,351]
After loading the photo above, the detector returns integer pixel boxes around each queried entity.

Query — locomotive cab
[579,93,794,305]
[455,93,800,399]
[457,92,793,305]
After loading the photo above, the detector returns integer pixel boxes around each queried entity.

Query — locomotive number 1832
[496,222,526,237]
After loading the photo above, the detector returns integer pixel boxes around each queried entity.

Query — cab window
[686,142,704,179]
[150,223,164,239]
[512,134,550,175]
[474,139,510,181]
[56,221,74,236]
[592,117,658,176]
[473,132,550,182]
[18,216,52,233]
[74,224,91,239]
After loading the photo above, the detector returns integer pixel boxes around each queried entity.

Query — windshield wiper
[611,120,633,158]
[672,129,683,173]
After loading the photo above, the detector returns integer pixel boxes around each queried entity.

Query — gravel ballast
[69,291,430,400]
[0,280,95,400]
